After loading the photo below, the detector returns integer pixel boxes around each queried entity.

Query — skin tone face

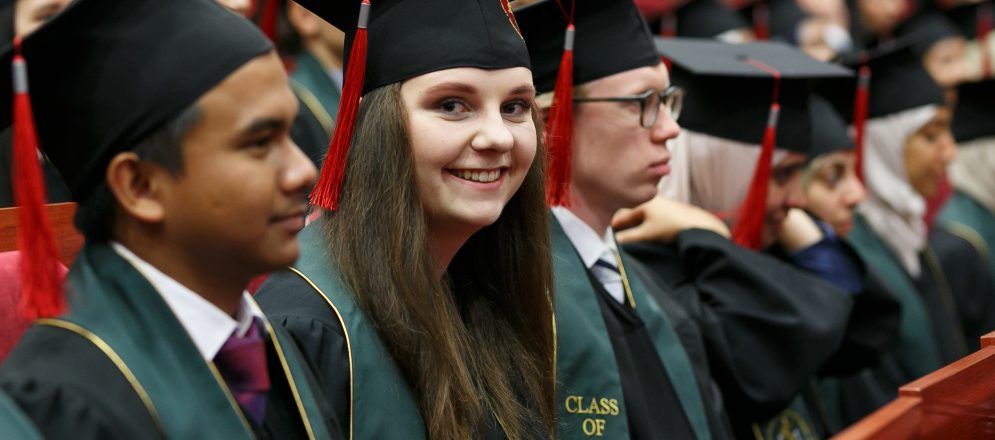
[287,3,347,70]
[763,152,809,247]
[215,0,252,17]
[904,107,957,198]
[400,67,537,275]
[856,0,908,36]
[805,150,867,237]
[13,0,71,37]
[924,37,968,89]
[107,52,316,315]
[569,63,681,235]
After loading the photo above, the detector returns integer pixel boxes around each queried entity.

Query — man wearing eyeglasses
[517,1,736,439]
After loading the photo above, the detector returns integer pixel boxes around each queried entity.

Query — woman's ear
[104,152,167,225]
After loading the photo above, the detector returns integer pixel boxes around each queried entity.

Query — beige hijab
[949,137,995,215]
[857,105,938,277]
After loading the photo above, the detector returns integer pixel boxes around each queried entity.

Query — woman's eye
[502,100,531,117]
[439,99,470,115]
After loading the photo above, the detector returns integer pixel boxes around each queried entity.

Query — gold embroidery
[289,267,356,440]
[36,319,168,438]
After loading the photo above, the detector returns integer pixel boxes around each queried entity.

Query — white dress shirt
[111,242,266,361]
[552,207,626,304]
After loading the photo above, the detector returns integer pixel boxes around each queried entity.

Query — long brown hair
[324,82,556,439]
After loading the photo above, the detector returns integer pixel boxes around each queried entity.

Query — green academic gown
[939,191,995,282]
[256,222,513,439]
[290,51,341,136]
[551,218,732,440]
[0,242,338,440]
[623,229,854,439]
[0,390,40,440]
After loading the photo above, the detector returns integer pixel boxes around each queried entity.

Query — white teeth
[451,169,501,183]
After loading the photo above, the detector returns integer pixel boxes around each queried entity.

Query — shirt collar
[552,207,618,269]
[110,242,265,361]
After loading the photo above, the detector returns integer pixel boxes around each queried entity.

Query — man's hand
[777,208,825,252]
[612,196,731,244]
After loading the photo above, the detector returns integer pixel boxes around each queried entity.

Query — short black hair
[74,105,201,242]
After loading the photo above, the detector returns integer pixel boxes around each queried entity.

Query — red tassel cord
[752,1,770,41]
[852,65,870,183]
[12,39,65,319]
[732,58,781,250]
[309,0,370,211]
[978,3,994,78]
[259,0,280,42]
[546,24,575,206]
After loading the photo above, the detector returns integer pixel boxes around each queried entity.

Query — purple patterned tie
[214,318,270,426]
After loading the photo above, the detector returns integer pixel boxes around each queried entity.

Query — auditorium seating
[834,331,995,439]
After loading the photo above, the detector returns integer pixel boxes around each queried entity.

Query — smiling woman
[253,1,556,439]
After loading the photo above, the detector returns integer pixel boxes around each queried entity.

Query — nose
[939,133,958,165]
[282,139,318,194]
[649,107,681,146]
[470,110,515,153]
[842,175,868,207]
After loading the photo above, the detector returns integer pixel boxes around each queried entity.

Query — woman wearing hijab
[254,1,555,439]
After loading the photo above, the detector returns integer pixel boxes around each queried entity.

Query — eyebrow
[509,84,537,96]
[240,117,287,136]
[424,82,478,96]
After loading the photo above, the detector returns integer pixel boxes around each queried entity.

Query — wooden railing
[0,203,83,265]
[834,331,995,439]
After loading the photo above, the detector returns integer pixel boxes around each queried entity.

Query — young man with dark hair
[0,0,340,438]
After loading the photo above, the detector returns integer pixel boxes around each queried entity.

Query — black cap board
[839,34,947,118]
[1,0,12,43]
[894,10,962,57]
[0,0,273,202]
[516,0,660,93]
[952,78,995,143]
[808,94,853,158]
[733,0,809,43]
[942,1,995,39]
[646,0,749,39]
[656,38,852,153]
[292,0,531,95]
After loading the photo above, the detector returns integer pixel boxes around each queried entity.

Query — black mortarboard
[951,78,995,143]
[657,38,852,152]
[644,0,749,39]
[0,0,273,200]
[1,1,12,43]
[840,35,946,118]
[894,10,962,57]
[294,0,531,95]
[728,0,808,42]
[943,1,995,40]
[657,38,851,249]
[291,0,531,210]
[808,94,853,159]
[516,0,660,93]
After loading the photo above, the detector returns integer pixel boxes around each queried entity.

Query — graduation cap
[943,1,994,77]
[808,94,854,159]
[0,0,273,319]
[516,0,660,206]
[951,78,995,143]
[656,38,852,249]
[291,0,531,210]
[642,0,749,39]
[894,9,962,57]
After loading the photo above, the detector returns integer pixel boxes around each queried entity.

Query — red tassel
[310,0,370,211]
[752,1,770,41]
[546,24,575,207]
[978,3,993,78]
[852,65,870,183]
[11,39,64,319]
[732,103,779,250]
[260,0,279,42]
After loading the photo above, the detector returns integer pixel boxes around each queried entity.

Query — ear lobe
[105,153,166,225]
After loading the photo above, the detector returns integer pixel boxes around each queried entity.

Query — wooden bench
[0,202,83,265]
[834,331,995,439]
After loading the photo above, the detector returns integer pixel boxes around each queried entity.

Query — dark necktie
[214,318,271,426]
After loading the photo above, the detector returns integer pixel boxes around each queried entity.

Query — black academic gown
[929,225,995,351]
[256,270,509,440]
[1,323,336,440]
[588,260,736,440]
[622,229,853,437]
